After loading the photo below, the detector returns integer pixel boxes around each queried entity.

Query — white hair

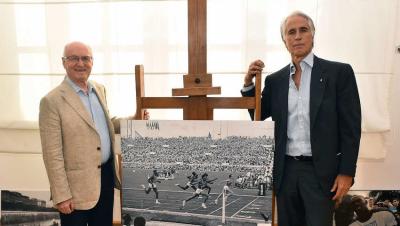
[63,41,93,57]
[280,11,315,42]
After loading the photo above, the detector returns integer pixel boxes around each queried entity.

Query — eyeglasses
[62,55,93,64]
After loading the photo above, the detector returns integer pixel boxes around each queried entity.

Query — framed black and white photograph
[334,190,400,226]
[121,120,274,226]
[1,190,59,226]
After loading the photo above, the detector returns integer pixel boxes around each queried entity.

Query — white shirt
[286,52,313,157]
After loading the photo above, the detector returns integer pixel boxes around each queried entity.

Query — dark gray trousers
[60,158,114,226]
[276,158,334,226]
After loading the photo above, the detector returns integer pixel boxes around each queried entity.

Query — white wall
[354,65,400,189]
[353,4,400,188]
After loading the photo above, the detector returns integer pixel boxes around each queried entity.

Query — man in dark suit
[241,11,361,226]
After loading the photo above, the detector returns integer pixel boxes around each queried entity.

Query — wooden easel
[133,0,276,225]
[135,0,261,121]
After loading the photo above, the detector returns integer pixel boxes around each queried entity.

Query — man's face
[62,43,93,84]
[393,199,399,207]
[283,15,313,59]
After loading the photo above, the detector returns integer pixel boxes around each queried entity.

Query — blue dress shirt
[66,76,111,164]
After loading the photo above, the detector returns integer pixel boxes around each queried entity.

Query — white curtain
[0,0,396,158]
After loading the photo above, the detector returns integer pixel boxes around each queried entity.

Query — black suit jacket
[242,56,361,195]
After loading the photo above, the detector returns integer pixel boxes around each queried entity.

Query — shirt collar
[65,76,94,94]
[289,52,314,75]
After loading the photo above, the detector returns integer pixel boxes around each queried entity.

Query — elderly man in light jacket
[39,41,146,226]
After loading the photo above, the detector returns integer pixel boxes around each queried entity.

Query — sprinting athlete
[181,173,216,209]
[141,170,161,204]
[201,173,217,195]
[175,171,198,191]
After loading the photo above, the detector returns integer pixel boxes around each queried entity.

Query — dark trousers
[276,158,334,226]
[60,158,115,226]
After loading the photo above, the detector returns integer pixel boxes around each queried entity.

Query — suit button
[98,165,101,168]
[97,147,101,151]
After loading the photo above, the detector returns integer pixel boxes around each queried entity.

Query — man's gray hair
[280,11,315,42]
[63,41,93,57]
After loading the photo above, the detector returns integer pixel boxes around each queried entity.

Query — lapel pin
[320,78,323,82]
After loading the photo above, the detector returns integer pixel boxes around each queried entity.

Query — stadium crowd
[121,135,274,175]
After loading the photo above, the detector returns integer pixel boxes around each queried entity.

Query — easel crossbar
[140,97,257,109]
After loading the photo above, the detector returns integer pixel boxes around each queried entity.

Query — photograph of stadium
[1,190,59,226]
[121,120,274,226]
[334,190,400,226]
